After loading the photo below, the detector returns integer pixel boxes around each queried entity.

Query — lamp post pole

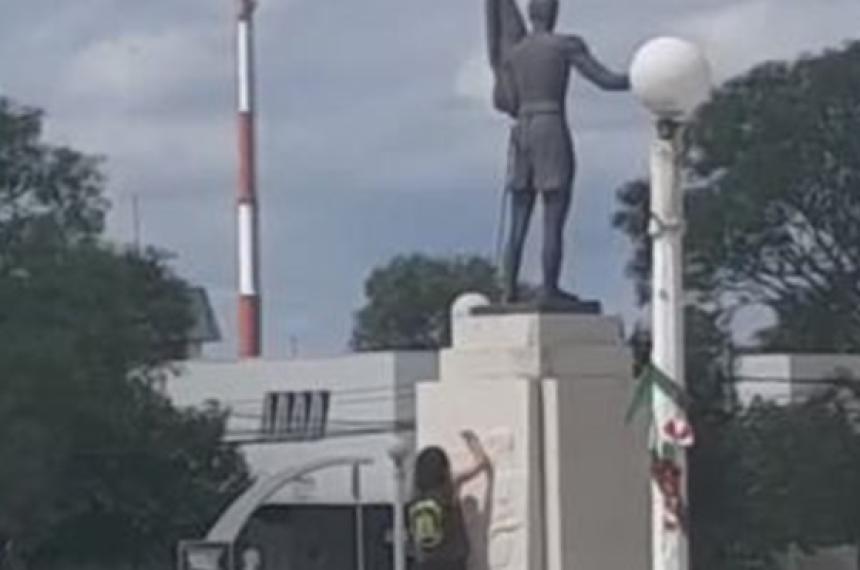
[388,439,410,570]
[351,462,367,570]
[630,35,711,570]
[649,117,688,570]
[392,455,407,570]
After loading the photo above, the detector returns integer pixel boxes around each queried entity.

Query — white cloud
[454,49,493,106]
[59,28,228,111]
[675,0,860,81]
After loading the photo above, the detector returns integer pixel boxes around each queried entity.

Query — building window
[260,391,331,440]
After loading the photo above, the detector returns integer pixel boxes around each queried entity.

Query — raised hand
[461,430,491,466]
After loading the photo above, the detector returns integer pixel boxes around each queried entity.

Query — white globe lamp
[450,292,491,347]
[451,292,491,320]
[630,37,711,120]
[387,435,412,463]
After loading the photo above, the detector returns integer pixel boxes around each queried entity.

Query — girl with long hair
[407,431,491,570]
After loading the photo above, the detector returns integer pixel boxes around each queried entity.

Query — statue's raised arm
[486,0,525,116]
[486,0,525,68]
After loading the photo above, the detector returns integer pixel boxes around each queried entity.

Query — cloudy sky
[2,0,858,358]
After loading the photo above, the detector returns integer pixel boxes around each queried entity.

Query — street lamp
[630,37,711,570]
[631,37,711,122]
[388,437,412,570]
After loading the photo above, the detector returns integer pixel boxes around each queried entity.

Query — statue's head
[528,0,559,31]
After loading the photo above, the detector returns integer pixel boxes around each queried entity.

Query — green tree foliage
[351,254,501,350]
[0,99,107,257]
[612,179,652,307]
[614,41,860,352]
[692,392,860,570]
[0,97,249,570]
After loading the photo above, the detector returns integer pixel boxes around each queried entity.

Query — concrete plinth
[417,307,649,570]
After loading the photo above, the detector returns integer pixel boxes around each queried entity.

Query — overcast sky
[2,0,858,358]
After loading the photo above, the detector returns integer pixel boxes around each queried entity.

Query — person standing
[407,432,491,570]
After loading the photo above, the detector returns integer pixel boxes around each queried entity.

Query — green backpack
[408,497,445,551]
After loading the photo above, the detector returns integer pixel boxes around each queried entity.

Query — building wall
[734,354,794,405]
[736,354,860,405]
[166,352,438,506]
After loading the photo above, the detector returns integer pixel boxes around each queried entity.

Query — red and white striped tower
[236,0,262,358]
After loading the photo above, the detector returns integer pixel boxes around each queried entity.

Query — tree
[0,97,249,570]
[612,179,652,307]
[614,41,860,352]
[690,390,860,570]
[351,254,501,350]
[0,99,107,259]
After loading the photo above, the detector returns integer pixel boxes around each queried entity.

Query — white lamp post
[388,437,412,570]
[630,37,711,570]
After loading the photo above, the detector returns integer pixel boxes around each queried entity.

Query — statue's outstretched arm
[565,36,630,91]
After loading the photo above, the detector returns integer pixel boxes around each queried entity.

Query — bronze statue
[486,0,630,304]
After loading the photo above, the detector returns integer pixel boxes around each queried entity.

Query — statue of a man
[486,0,630,303]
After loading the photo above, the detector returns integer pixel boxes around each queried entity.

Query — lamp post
[630,37,711,570]
[388,437,412,570]
[352,463,367,570]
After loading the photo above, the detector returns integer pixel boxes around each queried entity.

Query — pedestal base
[417,310,649,570]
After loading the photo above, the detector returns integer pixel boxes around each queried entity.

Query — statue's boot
[538,287,581,305]
[502,288,521,305]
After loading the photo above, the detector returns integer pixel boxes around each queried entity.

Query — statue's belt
[517,101,564,117]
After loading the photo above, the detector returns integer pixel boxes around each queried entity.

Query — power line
[732,375,860,386]
[224,421,414,446]
[214,382,421,407]
[218,389,418,414]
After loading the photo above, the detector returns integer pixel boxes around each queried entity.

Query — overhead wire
[220,382,422,446]
[214,382,420,408]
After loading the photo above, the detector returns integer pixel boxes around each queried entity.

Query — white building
[735,353,860,406]
[166,352,437,570]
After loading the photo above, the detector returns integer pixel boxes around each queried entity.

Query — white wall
[735,354,794,405]
[166,352,438,505]
[735,354,860,405]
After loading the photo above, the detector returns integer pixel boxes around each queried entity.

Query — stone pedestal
[416,307,649,570]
